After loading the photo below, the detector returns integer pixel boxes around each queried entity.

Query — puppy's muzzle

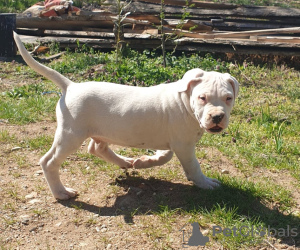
[212,114,224,124]
[208,112,225,133]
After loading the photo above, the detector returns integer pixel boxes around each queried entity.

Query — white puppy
[14,32,239,200]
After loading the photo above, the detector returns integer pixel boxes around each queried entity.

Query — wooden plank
[17,16,114,30]
[134,0,237,9]
[256,36,300,44]
[212,36,300,44]
[18,34,300,56]
[129,15,161,25]
[162,27,214,38]
[175,37,300,48]
[83,27,158,35]
[163,27,300,39]
[165,19,212,32]
[211,27,300,38]
[205,19,295,32]
[120,1,300,20]
[42,29,158,37]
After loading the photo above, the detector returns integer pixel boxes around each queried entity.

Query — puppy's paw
[119,157,135,169]
[193,176,221,189]
[54,187,78,200]
[133,156,153,169]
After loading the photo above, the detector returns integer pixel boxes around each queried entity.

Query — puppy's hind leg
[40,129,85,200]
[88,139,134,169]
[133,150,174,169]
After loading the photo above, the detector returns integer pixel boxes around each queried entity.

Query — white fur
[14,32,239,200]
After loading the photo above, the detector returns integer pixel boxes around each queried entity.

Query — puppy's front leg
[174,144,220,189]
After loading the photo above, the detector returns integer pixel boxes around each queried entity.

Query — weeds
[113,0,131,64]
[1,44,299,249]
[4,83,47,99]
[257,103,273,126]
[272,121,286,154]
[0,0,36,13]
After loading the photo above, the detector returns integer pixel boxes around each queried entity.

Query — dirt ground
[1,119,299,249]
[0,64,299,249]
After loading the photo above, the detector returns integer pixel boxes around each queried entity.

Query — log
[165,19,212,32]
[163,26,300,39]
[255,36,300,44]
[16,28,158,38]
[174,37,300,55]
[204,19,295,32]
[135,0,238,9]
[120,1,300,21]
[209,27,300,38]
[0,14,16,57]
[17,17,113,30]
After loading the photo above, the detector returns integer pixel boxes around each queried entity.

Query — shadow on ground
[59,174,300,247]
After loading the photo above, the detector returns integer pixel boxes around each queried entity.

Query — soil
[1,78,299,250]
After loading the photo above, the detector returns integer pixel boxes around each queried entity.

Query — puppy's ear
[176,77,202,92]
[226,74,239,100]
[176,69,205,93]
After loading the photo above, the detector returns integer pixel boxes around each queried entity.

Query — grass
[1,44,299,248]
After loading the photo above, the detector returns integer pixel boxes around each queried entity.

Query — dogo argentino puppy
[14,32,239,200]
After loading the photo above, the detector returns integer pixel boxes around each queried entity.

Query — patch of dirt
[1,121,299,249]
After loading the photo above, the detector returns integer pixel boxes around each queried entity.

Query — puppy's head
[177,68,239,134]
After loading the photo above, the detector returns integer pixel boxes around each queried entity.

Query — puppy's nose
[212,114,224,124]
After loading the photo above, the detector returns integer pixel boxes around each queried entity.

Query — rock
[28,199,42,204]
[25,192,37,200]
[221,169,230,174]
[20,215,30,225]
[34,170,44,176]
[29,226,38,232]
[129,186,143,196]
[202,229,209,235]
[55,222,62,227]
[106,244,112,249]
[101,224,108,232]
[11,147,22,152]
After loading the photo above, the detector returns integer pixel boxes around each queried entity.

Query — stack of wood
[16,0,300,56]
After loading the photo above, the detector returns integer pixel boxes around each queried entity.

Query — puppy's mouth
[208,125,223,133]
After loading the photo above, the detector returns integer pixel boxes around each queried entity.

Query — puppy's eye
[199,96,206,101]
[226,97,232,101]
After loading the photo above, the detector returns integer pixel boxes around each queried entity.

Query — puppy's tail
[13,32,72,92]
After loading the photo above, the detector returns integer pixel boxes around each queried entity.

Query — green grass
[0,0,37,13]
[0,81,58,124]
[1,47,299,248]
[21,134,54,153]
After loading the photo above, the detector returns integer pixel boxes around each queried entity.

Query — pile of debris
[16,0,300,56]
